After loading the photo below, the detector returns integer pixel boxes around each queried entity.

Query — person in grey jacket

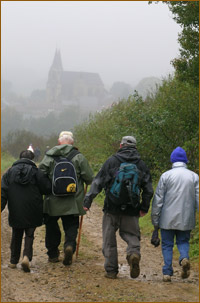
[151,146,199,282]
[39,131,93,265]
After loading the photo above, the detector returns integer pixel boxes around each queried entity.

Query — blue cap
[170,147,188,163]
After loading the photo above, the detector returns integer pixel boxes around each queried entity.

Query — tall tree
[168,1,199,85]
[150,1,199,86]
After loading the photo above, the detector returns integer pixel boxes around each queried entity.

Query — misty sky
[2,1,181,92]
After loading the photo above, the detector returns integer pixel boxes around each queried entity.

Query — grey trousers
[102,212,141,273]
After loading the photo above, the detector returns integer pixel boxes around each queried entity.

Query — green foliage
[74,77,198,177]
[139,207,153,236]
[1,152,16,173]
[141,77,199,174]
[189,215,199,260]
[169,1,199,86]
[150,1,199,86]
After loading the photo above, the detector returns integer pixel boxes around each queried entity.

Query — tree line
[73,77,198,178]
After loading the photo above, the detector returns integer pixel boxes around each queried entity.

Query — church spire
[51,49,63,71]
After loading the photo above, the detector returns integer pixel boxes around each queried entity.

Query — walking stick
[76,185,88,258]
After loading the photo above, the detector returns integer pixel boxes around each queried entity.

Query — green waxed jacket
[39,144,94,216]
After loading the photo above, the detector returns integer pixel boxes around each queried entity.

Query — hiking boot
[63,246,73,266]
[21,256,30,273]
[8,263,17,269]
[127,253,140,279]
[104,272,117,279]
[48,257,59,263]
[163,275,171,282]
[181,258,190,279]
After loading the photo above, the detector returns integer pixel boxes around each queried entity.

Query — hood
[12,159,36,185]
[46,144,74,157]
[116,146,141,162]
[172,162,187,169]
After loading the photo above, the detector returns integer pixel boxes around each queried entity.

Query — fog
[2,1,181,94]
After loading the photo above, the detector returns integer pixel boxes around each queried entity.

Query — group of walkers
[1,131,199,283]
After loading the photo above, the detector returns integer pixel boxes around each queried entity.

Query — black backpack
[109,156,140,210]
[51,149,80,196]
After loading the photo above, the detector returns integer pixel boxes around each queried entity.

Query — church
[46,49,108,111]
[4,49,112,119]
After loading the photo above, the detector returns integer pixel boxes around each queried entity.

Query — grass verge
[1,152,16,173]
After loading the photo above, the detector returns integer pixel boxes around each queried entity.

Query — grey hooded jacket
[151,162,199,230]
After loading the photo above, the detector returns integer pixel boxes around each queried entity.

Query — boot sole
[48,257,59,263]
[129,254,140,278]
[163,275,171,282]
[8,264,17,269]
[181,259,190,279]
[63,246,73,266]
[104,272,117,279]
[21,261,30,272]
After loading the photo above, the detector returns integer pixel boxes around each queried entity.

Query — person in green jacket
[39,131,93,265]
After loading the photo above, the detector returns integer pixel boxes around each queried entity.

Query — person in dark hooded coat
[1,150,51,272]
[83,136,153,280]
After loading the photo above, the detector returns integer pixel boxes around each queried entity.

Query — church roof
[62,71,103,86]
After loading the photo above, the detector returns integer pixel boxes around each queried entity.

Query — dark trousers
[10,227,36,264]
[45,215,79,258]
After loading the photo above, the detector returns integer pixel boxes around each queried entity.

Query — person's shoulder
[72,149,83,159]
[108,154,117,161]
[137,158,150,171]
[158,169,174,183]
[72,150,90,164]
[100,155,119,171]
[187,169,199,179]
[104,154,117,164]
[36,167,48,177]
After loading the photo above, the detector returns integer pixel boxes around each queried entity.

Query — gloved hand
[151,227,160,247]
[83,196,92,211]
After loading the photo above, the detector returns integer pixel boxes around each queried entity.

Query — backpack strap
[66,148,80,161]
[113,155,124,164]
[50,148,80,162]
[50,155,61,162]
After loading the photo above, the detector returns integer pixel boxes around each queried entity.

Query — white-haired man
[39,131,93,265]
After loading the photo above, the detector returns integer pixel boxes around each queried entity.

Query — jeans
[45,215,79,258]
[10,227,36,264]
[161,229,191,276]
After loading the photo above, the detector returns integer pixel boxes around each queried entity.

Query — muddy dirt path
[1,203,199,302]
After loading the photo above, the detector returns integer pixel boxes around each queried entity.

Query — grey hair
[59,134,74,145]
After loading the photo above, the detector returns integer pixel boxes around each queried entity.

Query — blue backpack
[109,157,140,210]
[51,149,80,197]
